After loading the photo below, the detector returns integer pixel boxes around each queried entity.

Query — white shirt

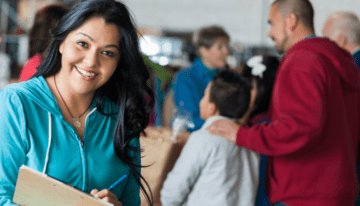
[161,115,260,206]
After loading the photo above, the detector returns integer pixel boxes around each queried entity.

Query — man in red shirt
[208,0,360,205]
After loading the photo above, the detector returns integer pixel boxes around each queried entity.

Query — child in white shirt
[161,69,260,206]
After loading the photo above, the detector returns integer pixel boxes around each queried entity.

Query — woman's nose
[84,49,100,68]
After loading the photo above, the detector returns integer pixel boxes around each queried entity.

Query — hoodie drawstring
[43,112,52,174]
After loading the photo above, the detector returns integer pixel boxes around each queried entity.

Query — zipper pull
[80,137,84,147]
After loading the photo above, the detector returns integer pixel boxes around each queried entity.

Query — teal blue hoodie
[0,76,140,205]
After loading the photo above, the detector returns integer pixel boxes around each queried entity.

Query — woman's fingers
[91,189,122,205]
[93,189,116,198]
[90,189,99,196]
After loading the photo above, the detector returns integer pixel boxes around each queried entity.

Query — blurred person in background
[162,69,258,206]
[173,25,230,132]
[323,11,360,70]
[322,11,360,206]
[240,55,279,206]
[208,0,359,205]
[19,4,68,82]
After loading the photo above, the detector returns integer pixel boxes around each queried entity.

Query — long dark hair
[241,55,279,118]
[33,0,154,204]
[29,5,68,58]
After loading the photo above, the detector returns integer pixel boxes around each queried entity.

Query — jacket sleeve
[236,51,327,156]
[173,72,204,132]
[0,89,28,206]
[120,137,141,206]
[160,133,206,206]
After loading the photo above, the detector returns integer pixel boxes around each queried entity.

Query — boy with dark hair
[161,70,260,206]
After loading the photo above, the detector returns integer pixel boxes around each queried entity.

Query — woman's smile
[75,66,98,81]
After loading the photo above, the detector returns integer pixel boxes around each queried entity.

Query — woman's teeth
[76,67,96,77]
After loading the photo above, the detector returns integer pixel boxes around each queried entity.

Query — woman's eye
[77,41,88,48]
[102,51,115,57]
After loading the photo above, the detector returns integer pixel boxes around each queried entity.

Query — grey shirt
[161,116,260,206]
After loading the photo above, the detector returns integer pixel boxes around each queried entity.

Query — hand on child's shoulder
[207,119,239,144]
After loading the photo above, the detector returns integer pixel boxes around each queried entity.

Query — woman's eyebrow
[76,32,93,41]
[76,32,120,51]
[105,45,120,52]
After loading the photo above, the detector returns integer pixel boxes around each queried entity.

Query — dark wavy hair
[29,4,68,58]
[241,56,279,118]
[32,0,154,204]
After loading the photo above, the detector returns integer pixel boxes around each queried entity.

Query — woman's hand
[207,119,240,144]
[91,189,123,206]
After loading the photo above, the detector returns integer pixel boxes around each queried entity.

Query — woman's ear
[59,41,64,54]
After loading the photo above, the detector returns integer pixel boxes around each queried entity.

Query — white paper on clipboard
[13,165,114,206]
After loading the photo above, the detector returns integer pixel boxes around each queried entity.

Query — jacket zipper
[81,107,97,147]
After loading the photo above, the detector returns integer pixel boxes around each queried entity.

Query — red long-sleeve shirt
[236,38,359,206]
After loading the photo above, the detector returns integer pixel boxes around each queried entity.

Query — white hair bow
[246,55,266,79]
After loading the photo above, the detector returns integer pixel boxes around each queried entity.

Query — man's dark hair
[273,0,315,31]
[209,70,251,119]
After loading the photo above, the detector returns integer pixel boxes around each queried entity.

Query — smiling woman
[57,16,120,97]
[0,0,154,206]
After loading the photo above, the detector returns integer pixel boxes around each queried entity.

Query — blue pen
[107,174,128,191]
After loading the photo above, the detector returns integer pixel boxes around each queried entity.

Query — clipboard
[13,165,113,206]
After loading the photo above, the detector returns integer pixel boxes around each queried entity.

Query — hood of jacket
[288,37,359,91]
[12,76,62,116]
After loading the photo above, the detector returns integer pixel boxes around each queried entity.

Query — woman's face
[200,37,229,69]
[58,16,121,96]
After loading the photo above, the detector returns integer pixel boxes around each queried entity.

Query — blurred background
[0,0,359,126]
[1,0,359,77]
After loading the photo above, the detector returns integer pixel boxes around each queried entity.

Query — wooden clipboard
[13,165,113,206]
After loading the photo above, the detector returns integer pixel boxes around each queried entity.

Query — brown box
[140,126,190,206]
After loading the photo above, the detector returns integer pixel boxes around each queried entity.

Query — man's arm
[209,52,327,156]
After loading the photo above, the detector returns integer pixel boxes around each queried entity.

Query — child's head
[192,25,230,69]
[241,55,279,118]
[200,69,251,120]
